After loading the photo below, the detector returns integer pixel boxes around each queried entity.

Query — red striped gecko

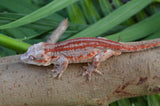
[21,37,160,80]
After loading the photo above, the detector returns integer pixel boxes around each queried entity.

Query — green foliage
[0,0,160,105]
[107,12,160,41]
[68,0,154,39]
[0,0,38,13]
[147,95,160,106]
[117,99,132,106]
[0,33,30,52]
[155,0,160,2]
[0,0,79,29]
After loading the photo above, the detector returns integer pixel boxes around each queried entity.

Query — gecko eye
[29,55,36,60]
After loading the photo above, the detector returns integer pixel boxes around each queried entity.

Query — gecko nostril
[20,54,28,62]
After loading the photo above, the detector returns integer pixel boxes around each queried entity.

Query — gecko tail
[121,38,160,52]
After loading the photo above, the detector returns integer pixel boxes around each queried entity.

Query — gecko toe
[82,68,103,81]
[51,70,59,78]
[94,69,103,75]
[82,71,88,76]
[82,66,88,70]
[52,72,59,78]
[51,69,64,79]
[82,63,91,69]
[82,70,92,81]
[58,72,63,79]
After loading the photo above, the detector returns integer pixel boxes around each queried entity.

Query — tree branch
[0,48,160,105]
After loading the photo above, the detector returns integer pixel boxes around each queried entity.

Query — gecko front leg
[83,49,121,81]
[51,55,68,79]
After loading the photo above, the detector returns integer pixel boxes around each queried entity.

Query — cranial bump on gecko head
[20,42,52,66]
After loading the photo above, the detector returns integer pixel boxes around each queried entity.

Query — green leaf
[67,3,87,24]
[135,11,148,21]
[0,12,88,42]
[147,95,160,106]
[0,46,16,57]
[117,99,132,106]
[106,12,160,41]
[68,0,153,39]
[112,0,122,8]
[144,30,160,40]
[0,0,38,13]
[2,27,38,39]
[0,33,30,52]
[155,0,160,2]
[80,0,100,24]
[0,0,78,29]
[110,101,118,106]
[129,97,147,106]
[99,0,113,15]
[0,12,64,31]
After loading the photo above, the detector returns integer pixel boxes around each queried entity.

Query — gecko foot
[51,69,64,79]
[82,65,102,81]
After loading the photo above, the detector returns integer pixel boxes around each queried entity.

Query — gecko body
[21,37,160,80]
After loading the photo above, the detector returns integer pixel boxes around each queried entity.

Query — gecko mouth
[20,53,29,62]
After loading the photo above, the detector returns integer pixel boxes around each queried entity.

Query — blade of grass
[129,97,147,106]
[0,13,63,30]
[68,0,153,39]
[136,97,147,106]
[0,12,87,42]
[147,95,160,106]
[144,30,160,40]
[80,0,100,24]
[2,27,38,39]
[112,0,122,8]
[135,11,148,21]
[0,13,86,31]
[0,46,16,57]
[110,101,118,106]
[117,99,132,106]
[0,0,78,29]
[112,0,135,25]
[0,34,30,52]
[67,3,87,24]
[99,0,113,15]
[106,12,160,41]
[155,0,160,2]
[0,0,38,13]
[147,4,160,15]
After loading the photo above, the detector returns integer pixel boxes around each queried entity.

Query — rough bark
[0,48,160,105]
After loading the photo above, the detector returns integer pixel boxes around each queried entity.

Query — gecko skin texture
[21,37,160,80]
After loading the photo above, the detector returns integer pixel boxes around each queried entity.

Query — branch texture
[0,48,160,105]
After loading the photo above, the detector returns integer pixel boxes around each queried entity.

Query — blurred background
[0,0,160,105]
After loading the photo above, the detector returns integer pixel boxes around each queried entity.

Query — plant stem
[0,34,30,52]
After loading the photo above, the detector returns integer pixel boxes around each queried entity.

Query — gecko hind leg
[82,49,121,81]
[51,55,68,79]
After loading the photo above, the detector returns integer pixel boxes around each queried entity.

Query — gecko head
[21,42,52,66]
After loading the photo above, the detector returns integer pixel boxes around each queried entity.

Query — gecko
[21,37,160,81]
